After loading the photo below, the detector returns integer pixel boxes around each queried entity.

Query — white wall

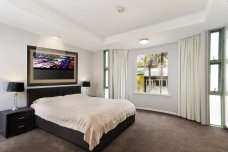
[0,23,94,111]
[92,51,104,97]
[92,43,178,114]
[128,43,178,115]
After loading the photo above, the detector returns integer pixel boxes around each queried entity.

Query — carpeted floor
[1,110,228,152]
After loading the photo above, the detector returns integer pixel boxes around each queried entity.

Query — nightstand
[0,107,34,138]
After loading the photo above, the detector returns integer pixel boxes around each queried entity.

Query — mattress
[30,94,136,150]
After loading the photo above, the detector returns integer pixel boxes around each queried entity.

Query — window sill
[134,92,171,97]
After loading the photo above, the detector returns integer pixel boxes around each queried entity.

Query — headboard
[27,86,81,107]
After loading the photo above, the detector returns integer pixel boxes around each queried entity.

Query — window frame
[103,50,109,98]
[136,51,169,95]
[208,28,225,127]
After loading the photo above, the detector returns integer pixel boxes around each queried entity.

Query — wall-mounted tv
[27,46,78,86]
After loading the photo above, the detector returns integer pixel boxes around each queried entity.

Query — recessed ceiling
[32,0,208,37]
[0,0,228,51]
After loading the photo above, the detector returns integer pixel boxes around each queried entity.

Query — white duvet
[30,94,136,150]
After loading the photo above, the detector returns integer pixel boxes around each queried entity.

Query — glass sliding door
[225,97,228,127]
[225,30,228,128]
[208,29,224,127]
[209,95,222,126]
[104,50,109,99]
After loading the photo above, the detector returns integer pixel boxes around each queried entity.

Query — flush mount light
[116,5,126,13]
[139,38,150,45]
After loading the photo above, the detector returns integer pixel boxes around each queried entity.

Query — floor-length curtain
[109,49,128,99]
[178,35,205,123]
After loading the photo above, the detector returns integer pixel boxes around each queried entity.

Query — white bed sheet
[30,94,136,150]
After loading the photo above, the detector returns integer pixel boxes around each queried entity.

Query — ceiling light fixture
[116,5,126,13]
[139,38,150,45]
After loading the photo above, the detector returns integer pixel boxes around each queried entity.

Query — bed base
[27,86,135,151]
[35,115,135,152]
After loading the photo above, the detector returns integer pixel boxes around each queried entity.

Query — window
[104,50,109,98]
[225,31,228,128]
[136,52,168,94]
[208,29,224,127]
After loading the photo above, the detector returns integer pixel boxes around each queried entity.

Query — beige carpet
[1,110,228,152]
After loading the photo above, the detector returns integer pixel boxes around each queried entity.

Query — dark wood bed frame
[27,86,135,152]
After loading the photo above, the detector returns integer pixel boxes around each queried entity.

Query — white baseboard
[136,107,178,116]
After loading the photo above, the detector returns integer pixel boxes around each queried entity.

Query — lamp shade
[82,81,91,87]
[7,82,25,92]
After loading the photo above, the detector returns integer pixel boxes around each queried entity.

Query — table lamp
[82,81,91,95]
[7,82,25,111]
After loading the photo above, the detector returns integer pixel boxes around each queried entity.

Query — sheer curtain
[178,34,206,124]
[109,49,128,99]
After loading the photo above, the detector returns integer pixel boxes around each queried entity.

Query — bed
[27,86,135,152]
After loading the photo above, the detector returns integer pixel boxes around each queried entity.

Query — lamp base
[12,106,19,111]
[12,93,19,111]
[86,88,88,96]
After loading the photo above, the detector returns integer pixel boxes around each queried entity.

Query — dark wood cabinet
[0,107,34,138]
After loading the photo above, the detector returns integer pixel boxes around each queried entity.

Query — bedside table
[0,107,34,138]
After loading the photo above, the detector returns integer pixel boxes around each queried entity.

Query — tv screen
[33,52,74,70]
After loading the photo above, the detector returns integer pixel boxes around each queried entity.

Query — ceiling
[34,0,208,37]
[0,0,228,51]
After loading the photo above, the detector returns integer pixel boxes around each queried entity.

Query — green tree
[137,52,168,93]
[137,74,144,92]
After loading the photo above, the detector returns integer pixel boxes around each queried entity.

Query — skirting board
[136,107,208,125]
[136,107,178,116]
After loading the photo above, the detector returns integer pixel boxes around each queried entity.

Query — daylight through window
[104,50,109,98]
[136,52,168,94]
